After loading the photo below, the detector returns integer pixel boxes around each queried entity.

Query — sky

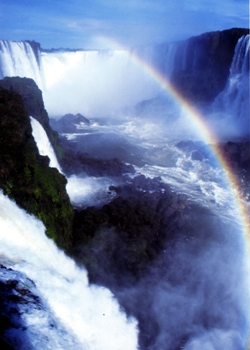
[0,0,249,49]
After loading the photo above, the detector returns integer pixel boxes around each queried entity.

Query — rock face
[136,28,249,108]
[0,264,42,349]
[169,28,249,104]
[61,146,135,177]
[0,83,73,248]
[220,141,250,170]
[0,264,75,350]
[50,113,90,133]
[0,77,64,161]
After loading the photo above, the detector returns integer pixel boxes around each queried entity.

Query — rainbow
[139,61,250,246]
[99,36,250,252]
[103,37,250,343]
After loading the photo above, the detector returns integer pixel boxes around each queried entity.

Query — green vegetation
[0,84,73,249]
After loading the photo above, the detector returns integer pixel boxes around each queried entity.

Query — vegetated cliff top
[0,82,73,248]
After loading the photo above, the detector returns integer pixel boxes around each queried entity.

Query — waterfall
[213,34,250,131]
[0,40,43,88]
[30,116,63,173]
[40,49,160,117]
[0,191,138,349]
[230,34,249,75]
[0,40,161,117]
[0,33,248,119]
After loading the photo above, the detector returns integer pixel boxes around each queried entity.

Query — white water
[0,40,162,116]
[40,49,161,117]
[66,175,118,208]
[30,116,63,173]
[213,34,250,131]
[30,116,116,207]
[63,117,241,220]
[0,41,43,87]
[0,191,138,349]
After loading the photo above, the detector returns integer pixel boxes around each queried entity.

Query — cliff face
[0,77,64,160]
[0,82,73,248]
[169,28,249,104]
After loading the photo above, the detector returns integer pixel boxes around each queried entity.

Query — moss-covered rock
[0,85,73,248]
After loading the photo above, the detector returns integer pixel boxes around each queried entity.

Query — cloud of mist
[114,211,250,350]
[41,49,161,117]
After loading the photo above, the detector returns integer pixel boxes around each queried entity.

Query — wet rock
[176,140,216,164]
[170,28,249,104]
[60,145,135,177]
[70,175,189,286]
[50,113,90,133]
[221,141,250,170]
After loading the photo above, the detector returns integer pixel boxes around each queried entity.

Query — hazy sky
[0,0,249,49]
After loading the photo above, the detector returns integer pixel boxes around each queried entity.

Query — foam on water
[0,191,138,349]
[66,175,118,208]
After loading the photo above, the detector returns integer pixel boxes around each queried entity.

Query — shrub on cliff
[0,85,73,248]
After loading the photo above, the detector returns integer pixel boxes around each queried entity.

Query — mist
[83,207,250,350]
[41,49,161,118]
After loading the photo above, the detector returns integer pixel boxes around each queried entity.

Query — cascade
[30,116,63,173]
[0,32,248,118]
[0,191,138,349]
[213,34,250,131]
[0,41,42,88]
[0,40,161,117]
[40,48,161,117]
[230,34,250,75]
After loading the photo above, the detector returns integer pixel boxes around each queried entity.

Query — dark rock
[50,113,90,133]
[0,84,73,248]
[0,264,62,349]
[213,141,250,173]
[170,28,249,104]
[75,113,90,125]
[0,265,40,348]
[0,77,64,162]
[135,28,248,109]
[60,145,135,177]
[191,150,205,161]
[70,175,189,286]
[176,140,216,164]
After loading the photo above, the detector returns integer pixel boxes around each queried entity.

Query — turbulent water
[0,192,138,350]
